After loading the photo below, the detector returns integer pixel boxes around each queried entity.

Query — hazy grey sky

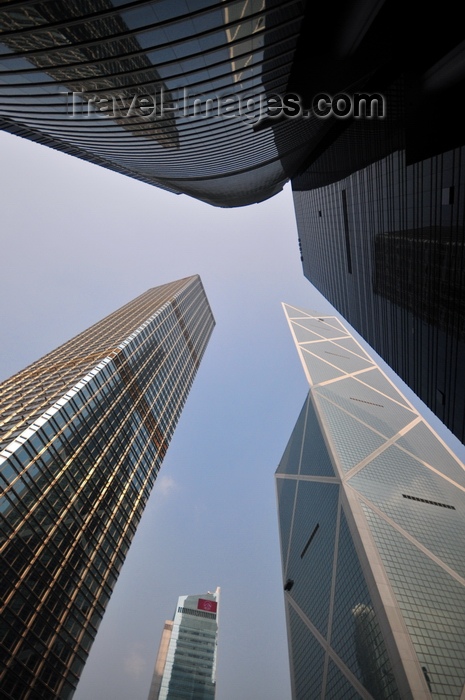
[2,130,464,700]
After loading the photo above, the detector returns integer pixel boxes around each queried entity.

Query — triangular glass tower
[276,304,465,699]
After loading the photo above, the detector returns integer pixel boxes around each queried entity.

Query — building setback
[0,276,215,700]
[147,588,220,700]
[276,304,465,699]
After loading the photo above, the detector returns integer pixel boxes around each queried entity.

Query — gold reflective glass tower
[0,276,215,700]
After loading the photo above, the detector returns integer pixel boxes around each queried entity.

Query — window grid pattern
[324,659,364,700]
[288,607,326,700]
[299,395,334,477]
[350,446,465,579]
[293,141,465,444]
[0,0,328,207]
[397,421,465,489]
[316,378,416,439]
[154,592,219,700]
[316,396,387,473]
[275,397,307,476]
[285,481,339,636]
[276,478,297,567]
[277,305,465,698]
[305,342,373,375]
[0,276,214,700]
[352,369,410,408]
[0,277,195,451]
[301,349,348,385]
[330,512,399,699]
[362,505,465,698]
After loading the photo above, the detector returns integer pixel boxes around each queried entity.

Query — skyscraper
[293,138,465,445]
[147,588,220,700]
[0,276,215,700]
[289,2,465,444]
[276,304,465,699]
[0,0,317,207]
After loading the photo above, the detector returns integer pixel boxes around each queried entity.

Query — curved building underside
[0,0,313,207]
[3,0,462,207]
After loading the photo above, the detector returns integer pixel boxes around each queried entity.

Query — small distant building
[148,588,220,700]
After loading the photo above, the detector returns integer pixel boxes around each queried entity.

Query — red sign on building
[197,598,217,613]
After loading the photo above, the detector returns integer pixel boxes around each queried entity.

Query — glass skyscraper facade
[289,1,465,444]
[3,0,463,210]
[0,0,321,208]
[0,276,215,700]
[293,141,465,445]
[147,588,220,700]
[276,304,465,699]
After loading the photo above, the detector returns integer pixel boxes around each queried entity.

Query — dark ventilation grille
[402,494,455,510]
[177,606,216,619]
[349,397,384,408]
[341,189,352,274]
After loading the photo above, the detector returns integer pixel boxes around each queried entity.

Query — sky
[2,129,465,700]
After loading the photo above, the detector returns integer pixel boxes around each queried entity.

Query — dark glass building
[294,145,465,443]
[0,276,215,700]
[277,304,465,699]
[147,588,220,700]
[0,0,321,207]
[289,1,465,442]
